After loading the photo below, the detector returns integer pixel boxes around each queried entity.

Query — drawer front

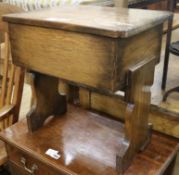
[7,145,65,175]
[9,161,33,175]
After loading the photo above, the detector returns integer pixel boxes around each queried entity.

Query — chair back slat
[2,118,6,130]
[0,33,9,108]
[6,64,15,105]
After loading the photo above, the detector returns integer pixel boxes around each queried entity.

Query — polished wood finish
[3,5,171,173]
[0,108,178,175]
[79,58,157,172]
[8,23,163,92]
[8,146,59,175]
[80,89,179,139]
[3,6,171,38]
[116,58,156,172]
[9,23,119,91]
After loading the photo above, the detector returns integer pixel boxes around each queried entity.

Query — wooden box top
[0,105,178,175]
[3,5,171,38]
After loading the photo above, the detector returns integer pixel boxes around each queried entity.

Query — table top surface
[0,105,178,175]
[3,5,171,38]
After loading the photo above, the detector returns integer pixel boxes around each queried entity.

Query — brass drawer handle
[20,157,38,174]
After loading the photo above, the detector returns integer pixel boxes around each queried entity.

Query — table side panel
[9,23,118,91]
[114,24,163,89]
[9,23,163,92]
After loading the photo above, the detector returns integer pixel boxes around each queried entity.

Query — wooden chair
[0,3,25,166]
[163,41,179,101]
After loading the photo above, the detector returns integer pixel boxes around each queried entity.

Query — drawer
[9,161,34,175]
[7,145,65,175]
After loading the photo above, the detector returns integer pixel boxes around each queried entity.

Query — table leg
[162,0,176,90]
[27,72,67,132]
[116,58,156,173]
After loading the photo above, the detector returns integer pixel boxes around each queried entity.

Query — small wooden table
[1,5,175,175]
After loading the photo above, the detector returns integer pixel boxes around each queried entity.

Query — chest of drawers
[1,108,178,175]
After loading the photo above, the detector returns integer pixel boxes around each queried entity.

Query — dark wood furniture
[0,5,173,174]
[0,113,178,175]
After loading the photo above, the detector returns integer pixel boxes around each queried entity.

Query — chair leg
[161,0,176,90]
[163,86,179,101]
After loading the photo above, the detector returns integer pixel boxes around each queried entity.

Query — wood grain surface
[0,105,178,175]
[80,91,179,139]
[3,5,171,38]
[3,4,173,174]
[8,24,162,92]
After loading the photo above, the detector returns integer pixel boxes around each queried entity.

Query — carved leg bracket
[27,72,67,132]
[116,58,156,173]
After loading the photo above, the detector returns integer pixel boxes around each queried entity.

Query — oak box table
[0,5,177,175]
